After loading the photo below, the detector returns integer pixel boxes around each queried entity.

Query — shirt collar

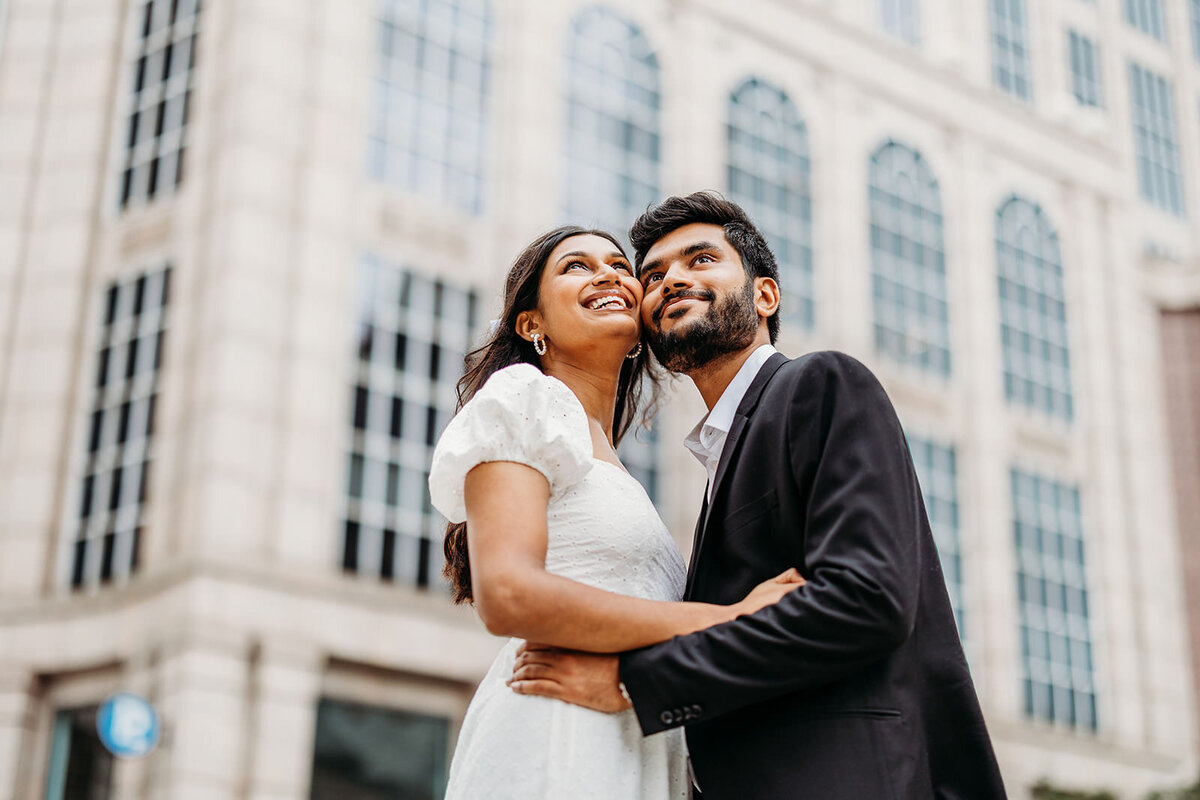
[683,344,777,463]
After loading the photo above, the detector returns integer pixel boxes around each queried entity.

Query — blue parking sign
[97,693,160,758]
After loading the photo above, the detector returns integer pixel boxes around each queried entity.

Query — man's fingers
[773,567,803,583]
[508,679,564,700]
[509,663,557,682]
[514,651,558,670]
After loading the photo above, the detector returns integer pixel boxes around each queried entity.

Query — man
[510,192,1006,799]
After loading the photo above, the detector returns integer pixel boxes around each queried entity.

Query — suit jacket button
[660,711,673,725]
[692,704,703,716]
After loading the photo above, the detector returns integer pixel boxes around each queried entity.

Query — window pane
[343,257,476,586]
[70,268,169,590]
[727,78,814,331]
[117,0,201,209]
[995,198,1073,420]
[1011,469,1097,732]
[369,0,493,214]
[870,142,950,375]
[991,0,1033,100]
[310,698,450,800]
[1128,63,1185,217]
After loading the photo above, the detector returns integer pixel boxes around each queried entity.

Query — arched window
[368,0,494,214]
[561,7,661,242]
[995,197,1073,420]
[869,141,950,375]
[562,7,662,502]
[727,78,814,331]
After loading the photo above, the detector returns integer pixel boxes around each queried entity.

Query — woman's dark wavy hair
[442,226,660,604]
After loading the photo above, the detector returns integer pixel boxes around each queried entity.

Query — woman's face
[531,234,643,358]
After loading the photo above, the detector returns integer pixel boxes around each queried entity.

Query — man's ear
[515,310,543,342]
[754,277,780,319]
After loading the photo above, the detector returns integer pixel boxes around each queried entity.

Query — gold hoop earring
[625,341,642,360]
[532,332,547,356]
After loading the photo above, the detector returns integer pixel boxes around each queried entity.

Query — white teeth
[587,296,626,310]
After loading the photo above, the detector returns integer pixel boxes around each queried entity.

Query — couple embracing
[427,193,1007,799]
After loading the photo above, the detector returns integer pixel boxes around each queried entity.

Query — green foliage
[1031,780,1116,800]
[1145,779,1200,800]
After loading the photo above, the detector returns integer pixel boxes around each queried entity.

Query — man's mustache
[651,290,716,326]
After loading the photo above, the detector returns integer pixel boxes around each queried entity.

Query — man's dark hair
[629,191,781,343]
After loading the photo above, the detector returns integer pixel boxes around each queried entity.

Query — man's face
[638,223,761,373]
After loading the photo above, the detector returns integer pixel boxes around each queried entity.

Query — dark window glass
[390,397,403,439]
[100,532,116,582]
[381,529,396,580]
[97,346,111,388]
[353,386,370,431]
[310,699,449,800]
[47,707,113,800]
[342,520,360,571]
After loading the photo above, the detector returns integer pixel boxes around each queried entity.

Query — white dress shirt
[683,344,777,503]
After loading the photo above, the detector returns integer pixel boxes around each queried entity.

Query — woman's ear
[515,310,543,342]
[754,277,780,319]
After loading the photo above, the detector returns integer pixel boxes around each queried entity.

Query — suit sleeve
[618,352,924,736]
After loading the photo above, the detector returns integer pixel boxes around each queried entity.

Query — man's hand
[507,643,631,713]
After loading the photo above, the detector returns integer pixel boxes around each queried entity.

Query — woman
[428,226,802,798]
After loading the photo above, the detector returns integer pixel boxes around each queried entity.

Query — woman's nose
[594,264,621,283]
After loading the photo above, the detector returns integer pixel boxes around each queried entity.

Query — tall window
[368,0,493,214]
[995,198,1073,420]
[869,142,950,376]
[879,0,920,45]
[343,256,477,586]
[1125,0,1166,41]
[562,7,661,501]
[311,699,450,799]
[1129,64,1186,217]
[991,0,1033,100]
[561,7,661,241]
[727,78,814,330]
[1192,0,1200,62]
[118,0,200,209]
[70,268,170,590]
[908,435,964,636]
[1012,468,1096,731]
[1067,31,1103,108]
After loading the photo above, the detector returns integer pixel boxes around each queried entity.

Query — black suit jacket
[619,351,1007,799]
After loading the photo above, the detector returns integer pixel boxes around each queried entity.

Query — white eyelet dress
[429,363,688,800]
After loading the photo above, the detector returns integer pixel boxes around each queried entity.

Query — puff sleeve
[428,363,594,523]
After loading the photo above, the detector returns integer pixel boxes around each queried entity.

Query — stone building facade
[0,0,1197,797]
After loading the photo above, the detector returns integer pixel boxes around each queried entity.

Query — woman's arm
[465,461,801,654]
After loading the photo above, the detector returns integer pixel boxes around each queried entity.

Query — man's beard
[647,278,759,374]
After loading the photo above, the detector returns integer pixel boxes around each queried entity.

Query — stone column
[243,640,323,800]
[0,668,35,800]
[151,632,250,800]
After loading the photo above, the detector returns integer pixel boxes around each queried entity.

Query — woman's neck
[542,357,622,444]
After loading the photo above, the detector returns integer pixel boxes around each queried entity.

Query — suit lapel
[686,353,789,593]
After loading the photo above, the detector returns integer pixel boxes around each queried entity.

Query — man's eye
[644,273,663,284]
[694,254,714,264]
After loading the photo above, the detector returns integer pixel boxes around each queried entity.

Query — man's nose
[660,264,692,294]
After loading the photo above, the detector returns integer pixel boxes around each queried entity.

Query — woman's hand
[732,568,806,618]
